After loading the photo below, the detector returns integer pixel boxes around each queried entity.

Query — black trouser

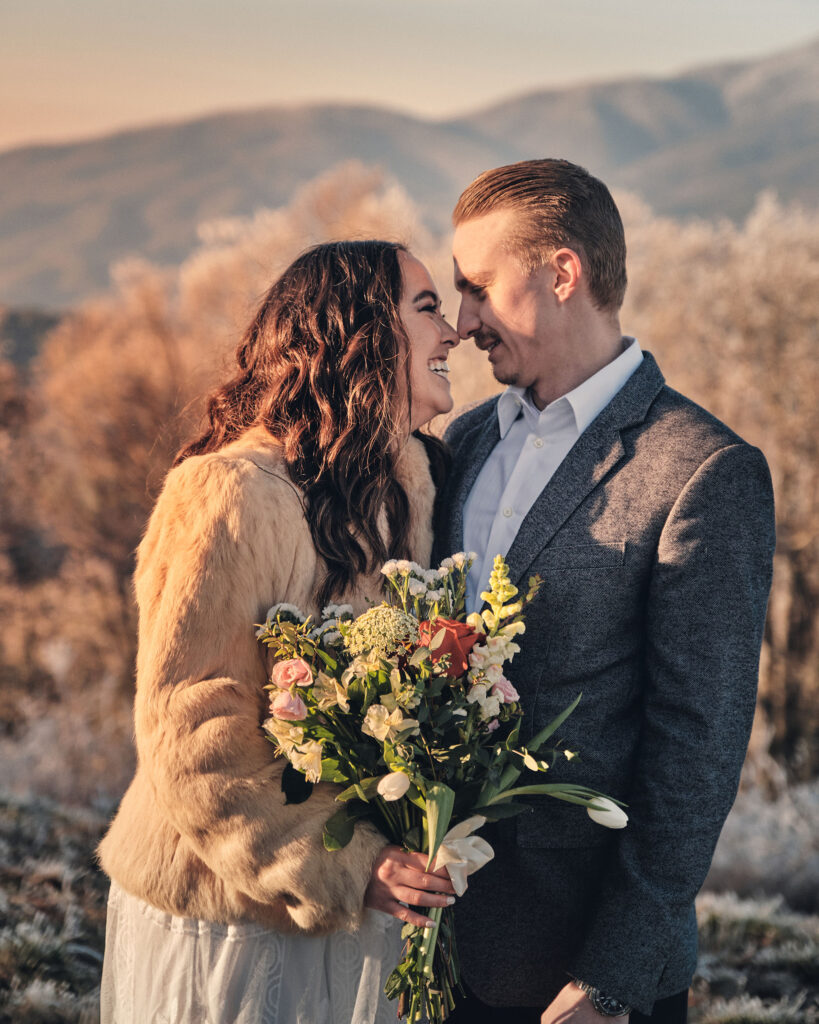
[446,984,688,1024]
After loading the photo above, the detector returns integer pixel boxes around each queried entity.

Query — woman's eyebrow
[412,289,439,304]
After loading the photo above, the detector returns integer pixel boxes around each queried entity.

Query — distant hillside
[0,307,61,365]
[1,37,817,310]
[453,37,819,220]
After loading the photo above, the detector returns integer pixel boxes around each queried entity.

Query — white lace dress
[100,881,405,1024]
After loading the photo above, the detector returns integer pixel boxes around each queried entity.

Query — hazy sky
[2,0,818,152]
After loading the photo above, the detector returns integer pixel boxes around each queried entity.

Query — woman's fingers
[371,846,455,893]
[393,885,455,908]
[398,868,455,894]
[392,850,456,893]
[385,900,436,929]
[365,845,456,925]
[364,879,437,927]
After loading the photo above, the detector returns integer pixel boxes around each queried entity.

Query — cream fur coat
[98,425,436,934]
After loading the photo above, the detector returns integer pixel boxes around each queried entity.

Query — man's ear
[552,248,583,302]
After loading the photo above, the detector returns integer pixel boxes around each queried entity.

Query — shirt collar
[495,337,643,438]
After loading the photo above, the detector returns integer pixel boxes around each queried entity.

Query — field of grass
[1,793,817,1024]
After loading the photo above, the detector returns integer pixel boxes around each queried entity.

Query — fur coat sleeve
[99,433,436,934]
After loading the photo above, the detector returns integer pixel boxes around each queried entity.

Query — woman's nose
[441,317,460,348]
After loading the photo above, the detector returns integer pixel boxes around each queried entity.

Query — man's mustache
[474,329,502,351]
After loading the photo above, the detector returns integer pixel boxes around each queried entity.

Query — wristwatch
[573,979,632,1017]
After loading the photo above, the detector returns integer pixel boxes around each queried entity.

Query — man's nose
[457,299,480,340]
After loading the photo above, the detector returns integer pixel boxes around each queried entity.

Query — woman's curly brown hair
[176,240,448,607]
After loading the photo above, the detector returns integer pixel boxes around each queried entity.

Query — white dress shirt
[464,338,643,611]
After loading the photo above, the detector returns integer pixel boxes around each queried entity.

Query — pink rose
[270,690,308,721]
[491,676,520,704]
[271,658,313,689]
[486,719,500,733]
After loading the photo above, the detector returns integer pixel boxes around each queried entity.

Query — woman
[98,240,460,1023]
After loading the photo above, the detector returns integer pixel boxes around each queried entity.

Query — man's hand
[364,845,456,928]
[540,982,630,1024]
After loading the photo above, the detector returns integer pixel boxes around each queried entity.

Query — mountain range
[1,36,817,310]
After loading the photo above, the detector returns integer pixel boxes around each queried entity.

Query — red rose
[418,618,481,678]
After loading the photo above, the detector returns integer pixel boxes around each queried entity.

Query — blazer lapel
[504,352,666,587]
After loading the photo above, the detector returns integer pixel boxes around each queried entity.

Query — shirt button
[533,437,544,448]
[503,507,514,518]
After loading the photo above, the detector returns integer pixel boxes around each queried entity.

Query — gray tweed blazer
[435,352,776,1014]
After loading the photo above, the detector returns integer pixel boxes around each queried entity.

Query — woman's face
[397,252,460,431]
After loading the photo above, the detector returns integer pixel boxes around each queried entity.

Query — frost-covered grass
[694,994,815,1024]
[1,790,818,1023]
[694,893,819,1020]
[0,796,108,1024]
[706,782,819,914]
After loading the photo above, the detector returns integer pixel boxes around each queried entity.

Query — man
[437,160,776,1024]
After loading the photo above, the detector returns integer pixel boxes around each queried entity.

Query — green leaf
[384,962,411,999]
[471,801,534,820]
[319,758,348,784]
[429,627,447,651]
[486,783,617,809]
[403,825,422,851]
[405,784,427,810]
[505,718,522,749]
[347,679,366,705]
[527,693,582,751]
[409,646,430,667]
[316,649,338,671]
[426,676,448,698]
[424,781,455,871]
[322,803,367,851]
[337,776,382,803]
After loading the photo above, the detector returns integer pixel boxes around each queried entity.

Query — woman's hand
[364,845,456,928]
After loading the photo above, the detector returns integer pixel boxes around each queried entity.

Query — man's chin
[492,366,518,386]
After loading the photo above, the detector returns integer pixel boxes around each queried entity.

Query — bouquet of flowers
[257,554,627,1023]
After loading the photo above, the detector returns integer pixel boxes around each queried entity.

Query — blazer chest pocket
[534,540,625,572]
[528,540,633,678]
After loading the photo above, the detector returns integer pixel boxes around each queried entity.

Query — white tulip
[586,797,628,829]
[377,771,411,801]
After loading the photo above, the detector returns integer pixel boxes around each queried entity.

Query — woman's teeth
[428,360,450,377]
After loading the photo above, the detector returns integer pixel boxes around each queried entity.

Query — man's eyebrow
[412,289,439,304]
[454,271,490,292]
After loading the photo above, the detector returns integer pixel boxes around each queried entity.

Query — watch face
[596,994,630,1016]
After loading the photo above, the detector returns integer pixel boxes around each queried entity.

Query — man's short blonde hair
[453,158,627,313]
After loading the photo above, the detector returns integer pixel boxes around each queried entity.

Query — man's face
[453,208,557,389]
